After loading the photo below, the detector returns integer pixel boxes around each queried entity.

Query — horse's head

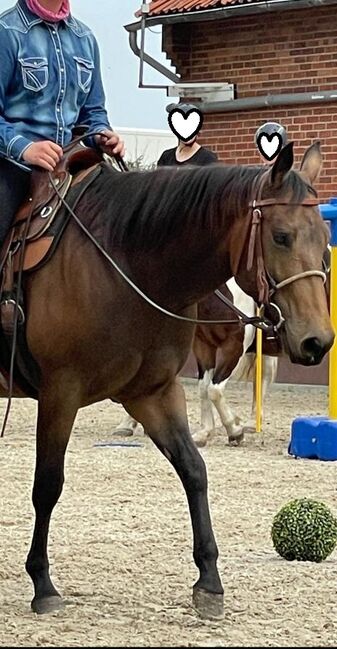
[236,142,334,365]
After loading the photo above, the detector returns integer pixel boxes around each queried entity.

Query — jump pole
[255,307,263,433]
[289,198,337,459]
[324,199,337,419]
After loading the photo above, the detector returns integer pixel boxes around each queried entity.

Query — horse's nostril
[301,336,325,362]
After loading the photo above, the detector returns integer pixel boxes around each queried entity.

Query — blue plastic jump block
[289,417,337,461]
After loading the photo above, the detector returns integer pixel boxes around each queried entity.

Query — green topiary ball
[271,498,337,562]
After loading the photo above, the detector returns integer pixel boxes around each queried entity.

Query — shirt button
[57,108,60,112]
[61,89,64,94]
[60,68,64,73]
[60,127,63,131]
[56,48,60,53]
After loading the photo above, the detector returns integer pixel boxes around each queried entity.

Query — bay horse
[114,277,279,445]
[0,141,333,620]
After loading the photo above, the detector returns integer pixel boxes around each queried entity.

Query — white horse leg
[113,409,143,437]
[195,307,255,446]
[208,378,244,444]
[192,370,216,447]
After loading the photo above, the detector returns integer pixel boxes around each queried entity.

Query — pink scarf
[25,0,70,22]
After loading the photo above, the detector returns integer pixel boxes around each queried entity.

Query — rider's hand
[94,130,125,157]
[22,141,63,171]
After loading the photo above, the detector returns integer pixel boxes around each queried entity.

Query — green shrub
[271,498,337,562]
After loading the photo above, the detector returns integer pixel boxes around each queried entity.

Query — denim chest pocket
[19,57,49,92]
[73,56,94,93]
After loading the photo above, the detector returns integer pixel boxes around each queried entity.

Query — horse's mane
[78,162,312,252]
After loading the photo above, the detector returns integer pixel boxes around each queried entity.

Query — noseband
[246,170,326,304]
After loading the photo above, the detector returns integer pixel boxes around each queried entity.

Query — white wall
[115,127,176,166]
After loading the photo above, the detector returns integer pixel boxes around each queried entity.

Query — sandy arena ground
[1,379,337,647]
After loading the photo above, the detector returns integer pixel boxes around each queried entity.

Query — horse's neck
[141,229,234,310]
[139,185,255,308]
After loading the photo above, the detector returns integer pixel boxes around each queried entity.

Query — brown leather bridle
[246,170,326,304]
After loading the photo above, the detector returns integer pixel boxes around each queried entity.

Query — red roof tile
[140,0,283,17]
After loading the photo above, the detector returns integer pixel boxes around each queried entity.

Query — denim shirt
[0,0,111,161]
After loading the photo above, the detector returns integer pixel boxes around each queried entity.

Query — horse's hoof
[112,428,134,437]
[31,595,65,615]
[242,425,257,435]
[192,431,209,448]
[192,587,224,620]
[228,431,244,446]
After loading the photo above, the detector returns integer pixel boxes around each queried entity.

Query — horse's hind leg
[112,406,142,437]
[192,369,216,447]
[25,381,78,614]
[123,382,224,620]
[208,378,244,445]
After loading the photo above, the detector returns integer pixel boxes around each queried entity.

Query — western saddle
[0,137,107,335]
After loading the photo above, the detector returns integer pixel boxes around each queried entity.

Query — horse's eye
[273,231,291,247]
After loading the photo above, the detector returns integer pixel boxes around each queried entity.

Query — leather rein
[49,138,326,335]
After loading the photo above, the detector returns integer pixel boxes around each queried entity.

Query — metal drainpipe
[197,90,337,113]
[139,3,149,87]
[128,31,180,84]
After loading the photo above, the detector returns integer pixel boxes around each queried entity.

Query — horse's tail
[230,352,256,383]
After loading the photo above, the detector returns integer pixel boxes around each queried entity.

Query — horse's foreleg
[192,369,216,447]
[124,382,224,620]
[25,381,78,614]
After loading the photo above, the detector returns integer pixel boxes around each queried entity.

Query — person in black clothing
[158,103,218,167]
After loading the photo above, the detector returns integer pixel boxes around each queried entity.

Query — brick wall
[163,5,337,201]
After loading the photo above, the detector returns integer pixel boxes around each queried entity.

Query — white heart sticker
[257,132,282,161]
[168,108,203,142]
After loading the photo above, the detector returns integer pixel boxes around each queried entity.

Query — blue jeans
[0,158,31,246]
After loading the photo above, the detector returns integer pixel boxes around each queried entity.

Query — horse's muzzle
[281,326,334,366]
[298,333,334,366]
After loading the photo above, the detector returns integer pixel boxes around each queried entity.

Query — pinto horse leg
[112,406,142,437]
[25,381,79,614]
[192,369,216,447]
[208,378,244,445]
[123,382,224,620]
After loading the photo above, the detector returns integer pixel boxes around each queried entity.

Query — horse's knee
[182,449,207,493]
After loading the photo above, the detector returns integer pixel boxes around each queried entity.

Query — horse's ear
[300,141,322,184]
[270,142,294,187]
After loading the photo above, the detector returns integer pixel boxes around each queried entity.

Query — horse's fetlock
[25,555,49,578]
